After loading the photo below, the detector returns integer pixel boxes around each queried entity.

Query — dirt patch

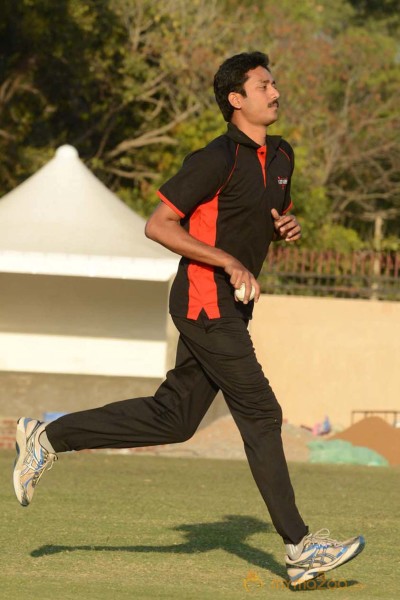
[330,417,400,466]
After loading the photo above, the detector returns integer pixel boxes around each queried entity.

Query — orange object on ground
[330,417,400,466]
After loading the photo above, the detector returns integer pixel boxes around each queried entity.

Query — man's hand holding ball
[223,257,259,305]
[234,283,256,302]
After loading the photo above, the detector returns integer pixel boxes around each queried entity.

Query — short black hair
[213,51,270,122]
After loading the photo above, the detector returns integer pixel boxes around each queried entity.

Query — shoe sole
[289,536,365,587]
[13,418,32,507]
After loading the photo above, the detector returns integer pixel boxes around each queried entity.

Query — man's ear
[228,91,242,110]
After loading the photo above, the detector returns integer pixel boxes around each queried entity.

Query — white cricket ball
[234,283,255,302]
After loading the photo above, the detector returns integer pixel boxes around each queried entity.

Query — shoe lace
[304,528,340,548]
[33,453,58,486]
[24,438,58,486]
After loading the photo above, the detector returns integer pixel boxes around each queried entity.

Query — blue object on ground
[43,412,68,422]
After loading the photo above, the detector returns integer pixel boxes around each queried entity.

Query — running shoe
[13,418,57,507]
[286,528,365,587]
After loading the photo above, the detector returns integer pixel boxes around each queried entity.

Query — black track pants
[46,314,308,544]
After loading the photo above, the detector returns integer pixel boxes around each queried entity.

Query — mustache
[268,100,279,108]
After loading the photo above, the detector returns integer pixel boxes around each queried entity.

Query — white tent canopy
[0,145,178,281]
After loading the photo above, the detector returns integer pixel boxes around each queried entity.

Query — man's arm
[145,202,260,304]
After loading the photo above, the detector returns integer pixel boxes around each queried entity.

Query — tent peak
[55,145,79,159]
[0,142,177,264]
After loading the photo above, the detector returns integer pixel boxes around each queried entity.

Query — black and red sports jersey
[158,123,294,320]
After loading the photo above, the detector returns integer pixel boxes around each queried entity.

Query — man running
[13,51,364,587]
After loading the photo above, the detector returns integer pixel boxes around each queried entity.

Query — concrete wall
[0,273,171,377]
[0,271,227,427]
[0,372,160,419]
[251,295,400,429]
[1,274,398,432]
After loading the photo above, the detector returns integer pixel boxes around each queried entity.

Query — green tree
[1,0,399,252]
[0,0,243,209]
[250,2,400,250]
[349,0,400,33]
[0,0,127,190]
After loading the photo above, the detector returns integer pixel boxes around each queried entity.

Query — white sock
[285,536,306,560]
[39,429,56,454]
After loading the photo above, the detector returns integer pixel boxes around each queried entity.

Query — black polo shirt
[158,123,294,320]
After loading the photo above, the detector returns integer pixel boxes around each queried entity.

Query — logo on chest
[277,176,288,190]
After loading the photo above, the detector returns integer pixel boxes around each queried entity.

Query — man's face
[230,66,280,126]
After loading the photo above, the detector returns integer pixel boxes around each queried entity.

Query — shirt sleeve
[157,148,228,218]
[282,142,295,214]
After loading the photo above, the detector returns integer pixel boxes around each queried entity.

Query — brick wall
[0,417,18,450]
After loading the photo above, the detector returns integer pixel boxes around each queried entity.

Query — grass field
[1,450,399,600]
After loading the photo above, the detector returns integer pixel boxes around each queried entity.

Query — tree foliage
[1,0,399,251]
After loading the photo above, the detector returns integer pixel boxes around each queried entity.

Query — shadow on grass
[31,514,289,577]
[30,515,364,589]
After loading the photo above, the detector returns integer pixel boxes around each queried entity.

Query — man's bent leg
[46,336,219,453]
